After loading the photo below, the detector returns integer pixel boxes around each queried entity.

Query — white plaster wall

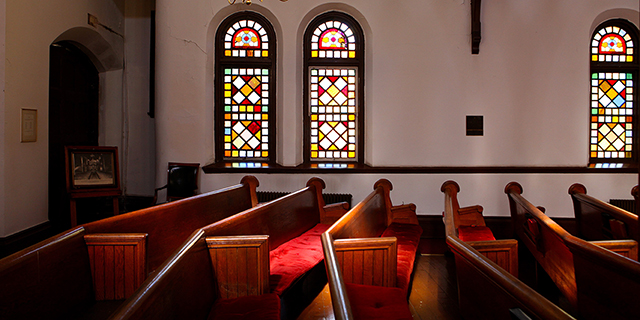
[155,0,639,218]
[2,1,126,236]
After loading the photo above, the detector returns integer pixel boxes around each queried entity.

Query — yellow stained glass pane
[224,136,231,142]
[592,55,598,61]
[232,151,239,157]
[348,51,355,58]
[225,83,232,90]
[224,91,232,97]
[349,115,355,120]
[262,151,268,157]
[225,50,231,56]
[262,114,268,120]
[311,114,318,120]
[311,151,318,158]
[591,151,597,157]
[348,152,355,158]
[628,56,634,62]
[312,51,318,57]
[311,144,317,150]
[262,51,268,57]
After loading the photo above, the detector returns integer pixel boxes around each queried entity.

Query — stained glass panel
[309,67,357,160]
[311,21,356,59]
[223,68,270,160]
[592,25,634,62]
[224,20,269,58]
[590,72,634,159]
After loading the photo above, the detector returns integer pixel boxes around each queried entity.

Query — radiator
[257,191,352,207]
[609,199,636,214]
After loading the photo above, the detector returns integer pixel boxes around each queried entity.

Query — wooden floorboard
[297,253,461,320]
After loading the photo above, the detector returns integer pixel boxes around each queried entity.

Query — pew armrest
[590,239,638,260]
[322,202,350,224]
[466,239,519,277]
[458,205,486,227]
[390,203,418,225]
[84,233,148,301]
[333,237,397,287]
[206,235,270,299]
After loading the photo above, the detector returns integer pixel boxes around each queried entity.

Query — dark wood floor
[298,239,462,320]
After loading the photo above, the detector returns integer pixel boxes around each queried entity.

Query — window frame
[214,11,277,166]
[589,19,639,165]
[303,11,365,165]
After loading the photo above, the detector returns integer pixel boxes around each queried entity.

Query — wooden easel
[69,190,121,227]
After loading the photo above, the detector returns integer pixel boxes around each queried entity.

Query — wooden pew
[442,180,574,320]
[190,177,347,320]
[108,229,280,320]
[569,183,638,244]
[0,176,260,320]
[506,182,640,319]
[322,179,422,320]
[441,180,518,276]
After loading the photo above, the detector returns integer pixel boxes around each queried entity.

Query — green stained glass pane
[225,69,232,75]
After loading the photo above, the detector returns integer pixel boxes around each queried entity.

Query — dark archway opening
[48,41,99,229]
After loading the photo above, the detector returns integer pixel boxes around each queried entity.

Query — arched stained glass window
[589,20,638,163]
[216,12,275,165]
[304,12,364,164]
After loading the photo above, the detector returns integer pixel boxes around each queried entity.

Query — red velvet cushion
[345,283,413,320]
[381,223,423,293]
[208,293,280,320]
[269,223,330,295]
[457,225,496,242]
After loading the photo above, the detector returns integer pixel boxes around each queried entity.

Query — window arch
[215,12,276,166]
[589,19,639,164]
[303,12,364,165]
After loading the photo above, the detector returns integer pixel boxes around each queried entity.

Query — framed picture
[21,109,37,142]
[65,146,120,193]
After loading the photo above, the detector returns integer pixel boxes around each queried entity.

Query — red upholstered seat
[457,225,496,242]
[345,283,413,320]
[269,223,330,295]
[208,293,280,320]
[381,223,423,293]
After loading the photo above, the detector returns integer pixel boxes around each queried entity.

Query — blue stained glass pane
[613,95,626,107]
[225,128,231,135]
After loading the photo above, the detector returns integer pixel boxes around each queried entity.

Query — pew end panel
[84,233,147,301]
[206,235,270,299]
[333,237,398,287]
[589,239,638,260]
[465,239,518,277]
[322,201,351,225]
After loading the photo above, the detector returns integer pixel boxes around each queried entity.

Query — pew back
[442,181,574,320]
[82,175,259,272]
[201,177,325,250]
[0,227,94,319]
[569,183,639,242]
[109,229,218,320]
